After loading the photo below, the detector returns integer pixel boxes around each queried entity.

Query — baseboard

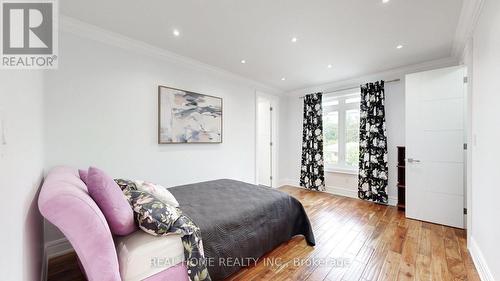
[40,249,47,281]
[45,237,73,260]
[325,185,358,198]
[278,178,298,187]
[325,185,397,206]
[41,237,73,281]
[387,196,397,206]
[278,183,397,206]
[40,238,72,281]
[469,236,495,281]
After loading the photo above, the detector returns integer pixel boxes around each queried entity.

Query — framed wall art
[158,86,222,143]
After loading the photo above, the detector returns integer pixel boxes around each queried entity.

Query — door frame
[255,91,278,188]
[461,42,473,246]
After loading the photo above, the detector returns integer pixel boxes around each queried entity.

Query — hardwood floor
[47,251,86,281]
[224,186,480,281]
[48,186,480,281]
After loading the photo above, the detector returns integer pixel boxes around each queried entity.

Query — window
[323,92,360,173]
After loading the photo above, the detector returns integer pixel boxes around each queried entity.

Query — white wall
[43,29,279,242]
[0,71,45,281]
[278,58,459,205]
[469,0,500,279]
[278,81,404,204]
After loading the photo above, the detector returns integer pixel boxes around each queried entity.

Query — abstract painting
[158,86,222,143]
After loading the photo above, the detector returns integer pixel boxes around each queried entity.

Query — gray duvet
[169,179,315,280]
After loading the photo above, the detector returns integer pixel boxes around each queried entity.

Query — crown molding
[452,0,485,59]
[59,16,284,96]
[284,56,459,96]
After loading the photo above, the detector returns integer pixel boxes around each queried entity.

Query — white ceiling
[61,0,464,92]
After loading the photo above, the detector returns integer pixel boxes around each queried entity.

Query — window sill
[325,167,358,175]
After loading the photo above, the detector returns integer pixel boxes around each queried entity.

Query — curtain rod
[298,78,401,99]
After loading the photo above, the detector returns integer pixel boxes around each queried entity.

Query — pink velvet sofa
[38,166,189,281]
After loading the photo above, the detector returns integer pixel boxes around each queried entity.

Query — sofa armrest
[39,166,121,281]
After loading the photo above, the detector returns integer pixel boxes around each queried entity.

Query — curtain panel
[300,93,326,191]
[358,81,389,204]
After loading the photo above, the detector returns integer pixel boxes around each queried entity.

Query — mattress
[115,230,184,281]
[169,179,315,280]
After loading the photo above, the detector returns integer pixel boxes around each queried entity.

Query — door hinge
[463,76,468,83]
[270,107,273,111]
[270,176,273,180]
[463,208,467,215]
[463,143,467,150]
[270,142,273,146]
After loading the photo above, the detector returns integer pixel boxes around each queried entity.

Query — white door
[256,96,272,187]
[405,66,466,228]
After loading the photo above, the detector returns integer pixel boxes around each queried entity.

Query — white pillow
[132,180,179,207]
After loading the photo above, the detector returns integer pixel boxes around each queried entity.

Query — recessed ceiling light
[396,44,404,49]
[241,59,246,64]
[281,77,286,81]
[291,37,298,43]
[382,0,390,3]
[173,29,180,37]
[327,64,333,69]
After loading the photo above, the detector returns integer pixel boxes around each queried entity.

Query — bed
[38,167,314,281]
[169,179,315,280]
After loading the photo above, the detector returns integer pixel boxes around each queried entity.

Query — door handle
[407,158,421,163]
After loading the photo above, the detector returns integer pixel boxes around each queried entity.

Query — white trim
[469,236,495,281]
[278,178,297,187]
[40,237,73,281]
[463,40,473,248]
[325,185,397,206]
[59,16,283,96]
[325,185,358,198]
[452,0,485,59]
[277,182,397,206]
[388,196,398,207]
[285,56,459,96]
[45,237,73,259]
[325,167,358,175]
[324,94,361,170]
[41,250,47,281]
[255,91,280,188]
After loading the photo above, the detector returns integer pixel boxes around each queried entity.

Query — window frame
[322,91,361,174]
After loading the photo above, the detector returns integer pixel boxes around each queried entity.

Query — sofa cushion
[86,167,136,236]
[115,230,184,281]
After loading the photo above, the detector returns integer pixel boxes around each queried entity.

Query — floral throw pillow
[134,180,179,207]
[121,186,181,236]
[114,179,179,207]
[115,179,212,281]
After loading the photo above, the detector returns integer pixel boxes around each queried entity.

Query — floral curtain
[300,93,325,191]
[358,81,388,204]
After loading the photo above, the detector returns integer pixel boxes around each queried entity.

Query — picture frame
[158,85,223,144]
